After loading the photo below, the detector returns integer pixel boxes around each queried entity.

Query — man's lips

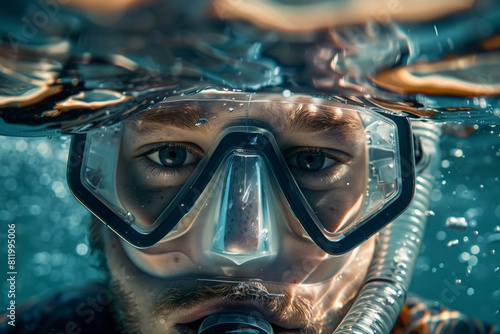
[174,298,303,331]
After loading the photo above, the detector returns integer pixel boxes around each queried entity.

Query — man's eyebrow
[259,102,363,134]
[127,103,210,134]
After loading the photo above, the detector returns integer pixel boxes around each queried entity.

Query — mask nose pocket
[210,153,275,264]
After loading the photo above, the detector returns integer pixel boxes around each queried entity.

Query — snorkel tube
[334,121,441,334]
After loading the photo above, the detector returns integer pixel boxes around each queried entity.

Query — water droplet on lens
[195,118,208,126]
[123,212,135,223]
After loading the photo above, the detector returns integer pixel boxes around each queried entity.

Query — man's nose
[210,153,274,263]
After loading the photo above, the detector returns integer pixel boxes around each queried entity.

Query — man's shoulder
[392,294,500,334]
[0,281,120,334]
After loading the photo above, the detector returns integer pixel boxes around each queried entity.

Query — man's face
[95,94,376,333]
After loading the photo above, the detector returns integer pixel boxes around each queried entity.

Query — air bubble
[76,243,88,256]
[445,216,468,230]
[468,255,478,266]
[450,148,464,158]
[466,266,472,276]
[478,98,487,109]
[487,233,500,243]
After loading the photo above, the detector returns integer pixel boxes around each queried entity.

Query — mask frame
[67,97,415,255]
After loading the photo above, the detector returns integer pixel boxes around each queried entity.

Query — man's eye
[287,151,337,172]
[147,145,201,167]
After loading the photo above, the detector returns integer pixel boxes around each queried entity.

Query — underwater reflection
[0,0,499,136]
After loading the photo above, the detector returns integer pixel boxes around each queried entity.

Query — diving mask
[67,87,415,284]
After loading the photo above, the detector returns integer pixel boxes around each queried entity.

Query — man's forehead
[127,96,364,135]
